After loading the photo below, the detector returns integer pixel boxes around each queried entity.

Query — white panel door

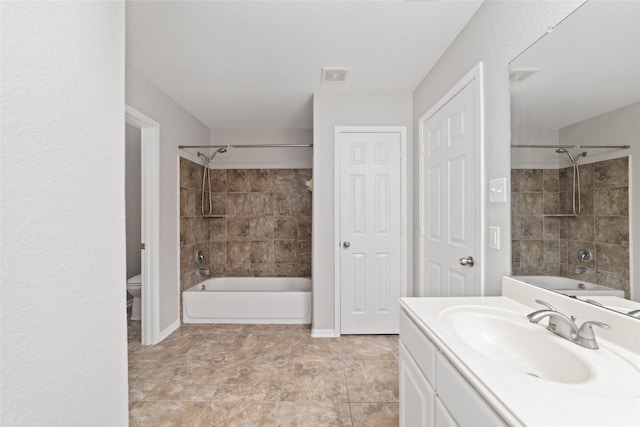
[340,131,402,334]
[421,80,479,297]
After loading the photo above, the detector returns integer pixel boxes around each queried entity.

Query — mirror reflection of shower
[198,147,227,216]
[556,148,586,216]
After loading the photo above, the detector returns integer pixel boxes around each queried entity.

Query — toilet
[127,274,142,320]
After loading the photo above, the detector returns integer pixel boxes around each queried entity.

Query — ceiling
[510,0,640,131]
[126,1,482,130]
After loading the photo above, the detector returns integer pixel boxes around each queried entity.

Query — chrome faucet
[627,309,640,318]
[527,300,610,350]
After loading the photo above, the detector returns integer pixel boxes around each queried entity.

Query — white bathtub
[515,275,625,297]
[183,277,311,324]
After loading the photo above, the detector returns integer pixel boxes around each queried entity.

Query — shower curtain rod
[511,144,630,149]
[179,144,313,149]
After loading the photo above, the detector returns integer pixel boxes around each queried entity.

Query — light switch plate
[489,226,500,250]
[489,177,507,203]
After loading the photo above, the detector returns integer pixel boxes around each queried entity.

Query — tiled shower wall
[180,157,312,290]
[511,157,630,297]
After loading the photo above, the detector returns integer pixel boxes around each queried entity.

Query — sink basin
[440,306,592,384]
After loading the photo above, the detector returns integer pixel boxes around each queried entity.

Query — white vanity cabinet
[399,343,435,426]
[400,310,505,427]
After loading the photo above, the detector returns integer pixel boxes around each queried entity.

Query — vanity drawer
[436,352,505,427]
[400,310,437,387]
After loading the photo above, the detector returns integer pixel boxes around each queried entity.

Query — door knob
[343,241,351,248]
[459,256,474,267]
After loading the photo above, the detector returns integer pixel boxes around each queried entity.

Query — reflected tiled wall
[511,157,630,297]
[180,157,312,290]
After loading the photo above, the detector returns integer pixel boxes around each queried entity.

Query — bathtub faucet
[199,268,210,276]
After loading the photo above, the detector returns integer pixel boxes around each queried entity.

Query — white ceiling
[126,1,482,130]
[510,0,640,131]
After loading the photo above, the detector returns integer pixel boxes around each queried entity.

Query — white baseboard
[156,319,181,343]
[311,328,339,338]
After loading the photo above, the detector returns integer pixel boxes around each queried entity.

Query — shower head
[198,147,228,163]
[555,148,586,164]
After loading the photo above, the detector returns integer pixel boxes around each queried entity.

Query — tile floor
[128,321,399,426]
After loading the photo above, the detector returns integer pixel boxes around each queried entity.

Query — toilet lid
[127,274,142,285]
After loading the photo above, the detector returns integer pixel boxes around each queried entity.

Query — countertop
[400,292,640,426]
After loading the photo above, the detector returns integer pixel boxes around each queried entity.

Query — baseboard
[157,319,181,343]
[311,328,339,338]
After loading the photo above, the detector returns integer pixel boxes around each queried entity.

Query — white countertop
[400,293,640,427]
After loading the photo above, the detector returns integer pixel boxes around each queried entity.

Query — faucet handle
[534,299,557,311]
[578,320,610,340]
[627,309,640,318]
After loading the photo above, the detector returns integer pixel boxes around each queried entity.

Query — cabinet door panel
[400,311,437,386]
[435,397,458,427]
[400,343,435,427]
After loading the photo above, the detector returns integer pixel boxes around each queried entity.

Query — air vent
[509,68,540,83]
[321,67,350,84]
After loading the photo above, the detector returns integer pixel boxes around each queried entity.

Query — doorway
[125,105,160,345]
[334,126,408,334]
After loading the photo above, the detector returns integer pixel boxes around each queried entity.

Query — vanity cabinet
[399,343,435,426]
[400,310,505,427]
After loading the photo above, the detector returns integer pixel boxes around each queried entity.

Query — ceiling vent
[509,68,541,83]
[321,67,350,84]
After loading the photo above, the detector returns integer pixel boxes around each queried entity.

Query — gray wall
[412,1,585,296]
[312,91,413,333]
[209,128,313,169]
[126,123,142,279]
[126,66,210,333]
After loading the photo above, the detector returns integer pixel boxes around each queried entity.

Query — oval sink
[440,306,592,384]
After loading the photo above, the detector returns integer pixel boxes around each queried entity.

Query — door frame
[125,105,160,345]
[418,62,485,297]
[334,126,408,336]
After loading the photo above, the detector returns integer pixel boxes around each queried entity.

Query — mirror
[509,1,640,318]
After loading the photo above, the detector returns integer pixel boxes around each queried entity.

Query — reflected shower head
[216,147,227,154]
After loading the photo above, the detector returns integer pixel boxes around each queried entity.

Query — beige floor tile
[340,335,399,361]
[184,334,244,361]
[128,379,158,401]
[275,402,353,427]
[144,378,219,401]
[211,360,287,402]
[350,402,399,427]
[132,333,197,358]
[167,358,232,384]
[128,358,179,382]
[129,400,207,426]
[290,336,342,361]
[235,334,292,363]
[284,324,313,336]
[194,402,278,427]
[345,359,399,403]
[128,320,401,425]
[281,360,348,402]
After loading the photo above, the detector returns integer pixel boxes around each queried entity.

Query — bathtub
[183,277,311,324]
[515,275,625,297]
